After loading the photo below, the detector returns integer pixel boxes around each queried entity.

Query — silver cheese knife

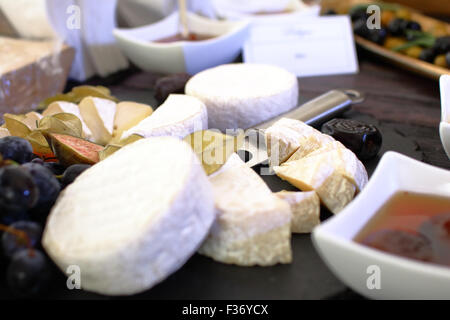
[238,89,365,168]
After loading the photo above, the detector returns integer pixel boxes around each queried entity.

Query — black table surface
[1,46,448,300]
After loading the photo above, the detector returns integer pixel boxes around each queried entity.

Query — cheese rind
[276,191,320,233]
[265,118,335,166]
[42,137,215,295]
[185,64,299,132]
[199,154,292,266]
[122,94,207,140]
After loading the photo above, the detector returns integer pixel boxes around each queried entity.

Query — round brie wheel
[42,137,215,295]
[185,63,299,132]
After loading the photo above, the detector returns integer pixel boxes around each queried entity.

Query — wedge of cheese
[43,101,93,140]
[275,191,320,233]
[42,137,215,296]
[265,118,335,166]
[274,150,361,214]
[79,97,117,145]
[111,101,153,142]
[303,147,368,192]
[122,94,207,140]
[199,154,292,266]
[287,139,344,162]
[185,64,298,132]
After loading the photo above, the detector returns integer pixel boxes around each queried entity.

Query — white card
[243,15,359,77]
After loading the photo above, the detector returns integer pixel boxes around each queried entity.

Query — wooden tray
[321,0,450,80]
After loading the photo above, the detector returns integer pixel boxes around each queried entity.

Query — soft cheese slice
[265,118,335,165]
[303,147,368,192]
[78,97,117,145]
[287,139,344,162]
[43,101,93,140]
[42,137,215,296]
[199,153,292,266]
[275,191,320,234]
[111,101,153,142]
[122,94,207,140]
[185,64,299,132]
[274,152,357,214]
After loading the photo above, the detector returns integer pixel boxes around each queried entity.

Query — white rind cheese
[122,94,207,139]
[275,191,320,234]
[185,64,299,132]
[42,137,215,296]
[265,118,335,165]
[199,154,292,266]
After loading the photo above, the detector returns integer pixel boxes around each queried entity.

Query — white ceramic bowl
[214,0,320,21]
[313,151,450,299]
[440,75,450,160]
[113,11,250,75]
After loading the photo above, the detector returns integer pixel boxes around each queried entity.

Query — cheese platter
[0,60,432,299]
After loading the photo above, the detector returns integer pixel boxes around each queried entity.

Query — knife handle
[253,89,365,130]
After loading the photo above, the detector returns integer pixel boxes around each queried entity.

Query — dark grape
[434,36,450,54]
[321,119,382,160]
[22,162,60,216]
[387,18,408,36]
[154,73,191,104]
[367,28,387,45]
[406,21,422,32]
[350,8,368,22]
[360,229,433,262]
[2,221,42,258]
[0,166,39,217]
[43,162,66,176]
[419,47,437,63]
[61,164,91,187]
[0,137,33,164]
[353,19,370,38]
[323,9,337,16]
[6,249,52,297]
[31,158,44,165]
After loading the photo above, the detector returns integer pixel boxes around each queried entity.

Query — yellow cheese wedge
[111,101,153,142]
[274,151,358,214]
[79,97,117,145]
[276,191,320,233]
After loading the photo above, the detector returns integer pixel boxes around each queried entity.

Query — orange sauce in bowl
[154,33,216,43]
[354,191,450,267]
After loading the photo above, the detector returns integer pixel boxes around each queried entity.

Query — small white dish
[113,11,250,75]
[440,75,450,160]
[214,0,320,21]
[312,151,450,299]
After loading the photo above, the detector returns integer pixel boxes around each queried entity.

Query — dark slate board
[0,90,423,300]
